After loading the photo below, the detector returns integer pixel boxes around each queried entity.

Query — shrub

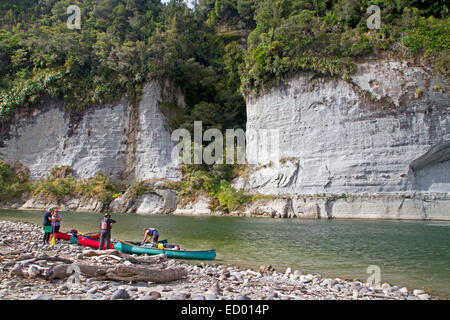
[0,160,32,201]
[216,179,250,212]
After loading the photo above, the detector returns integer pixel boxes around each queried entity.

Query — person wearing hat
[42,208,54,244]
[98,213,116,250]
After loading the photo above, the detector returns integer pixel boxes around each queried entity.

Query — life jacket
[101,219,109,230]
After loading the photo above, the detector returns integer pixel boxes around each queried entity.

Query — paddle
[50,222,56,246]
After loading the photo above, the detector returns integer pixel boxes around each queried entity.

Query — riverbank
[0,220,434,300]
[1,190,450,221]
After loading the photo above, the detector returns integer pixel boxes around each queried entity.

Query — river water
[1,209,449,298]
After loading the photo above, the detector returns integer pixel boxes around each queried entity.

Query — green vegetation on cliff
[242,0,449,95]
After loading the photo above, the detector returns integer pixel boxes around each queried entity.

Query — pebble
[172,292,190,300]
[207,283,221,295]
[235,294,251,300]
[148,291,161,299]
[111,289,130,300]
[32,294,52,300]
[417,294,430,300]
[138,296,156,300]
[413,289,425,296]
[88,293,102,300]
[88,287,98,294]
[399,287,408,295]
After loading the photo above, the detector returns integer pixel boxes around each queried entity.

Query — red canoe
[55,232,72,240]
[78,235,114,250]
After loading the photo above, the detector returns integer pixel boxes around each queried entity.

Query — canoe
[55,232,72,240]
[70,232,101,245]
[78,235,114,250]
[79,232,101,240]
[114,240,216,260]
[77,236,168,250]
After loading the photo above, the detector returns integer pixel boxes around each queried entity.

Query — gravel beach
[0,220,433,301]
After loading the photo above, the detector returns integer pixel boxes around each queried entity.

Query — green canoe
[71,234,167,246]
[113,240,216,260]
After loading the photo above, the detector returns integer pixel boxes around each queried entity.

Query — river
[1,209,449,298]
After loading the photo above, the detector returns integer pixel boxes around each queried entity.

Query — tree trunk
[47,262,186,283]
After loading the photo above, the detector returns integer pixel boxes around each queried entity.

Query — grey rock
[399,287,408,295]
[111,289,130,300]
[88,287,98,294]
[235,294,251,300]
[32,294,52,300]
[207,283,222,295]
[135,282,148,287]
[171,292,189,300]
[88,293,102,300]
[148,291,161,299]
[138,296,156,300]
[413,289,425,296]
[98,284,110,291]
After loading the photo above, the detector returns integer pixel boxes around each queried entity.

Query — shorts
[43,225,52,233]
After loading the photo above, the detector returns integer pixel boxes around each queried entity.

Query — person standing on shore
[52,209,62,233]
[50,208,62,244]
[42,208,54,245]
[98,213,116,250]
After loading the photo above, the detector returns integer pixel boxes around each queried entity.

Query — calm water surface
[1,209,449,298]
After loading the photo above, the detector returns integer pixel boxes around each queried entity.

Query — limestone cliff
[233,56,450,220]
[0,81,182,184]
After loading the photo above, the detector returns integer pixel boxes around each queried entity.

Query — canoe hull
[78,236,114,250]
[114,240,216,260]
[55,232,72,240]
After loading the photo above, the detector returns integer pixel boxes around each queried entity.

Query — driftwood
[22,253,73,265]
[82,249,168,265]
[7,252,177,283]
[47,262,186,283]
[82,249,122,258]
[125,254,168,265]
[8,253,73,265]
[8,253,74,278]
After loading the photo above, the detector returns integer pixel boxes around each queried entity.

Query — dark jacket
[43,211,52,226]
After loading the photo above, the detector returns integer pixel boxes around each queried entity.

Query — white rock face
[174,195,213,216]
[243,58,450,196]
[0,81,181,183]
[134,190,178,215]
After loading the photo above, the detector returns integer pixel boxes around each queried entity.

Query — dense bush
[0,0,248,132]
[0,160,32,201]
[242,0,449,96]
[33,168,120,204]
